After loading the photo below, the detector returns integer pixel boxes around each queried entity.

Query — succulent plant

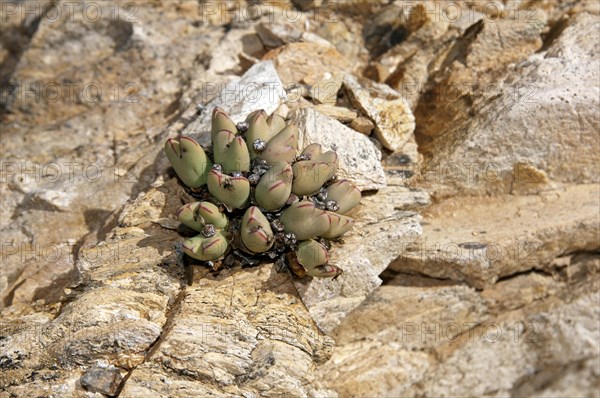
[165,107,362,278]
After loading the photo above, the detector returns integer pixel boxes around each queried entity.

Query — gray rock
[292,107,386,191]
[183,61,287,146]
[80,366,123,396]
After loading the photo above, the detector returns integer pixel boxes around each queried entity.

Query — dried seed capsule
[316,189,328,202]
[253,139,267,152]
[325,200,339,212]
[248,173,261,185]
[270,219,285,232]
[284,232,297,247]
[202,224,216,238]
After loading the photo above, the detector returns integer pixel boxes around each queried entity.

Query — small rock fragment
[80,367,123,396]
[262,42,350,85]
[350,117,374,135]
[312,104,358,122]
[309,73,343,105]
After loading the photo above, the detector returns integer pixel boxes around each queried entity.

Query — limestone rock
[309,73,343,104]
[262,42,351,85]
[121,265,334,397]
[418,13,599,195]
[389,184,600,288]
[350,116,374,135]
[312,104,358,122]
[80,366,124,396]
[319,271,599,397]
[343,74,416,151]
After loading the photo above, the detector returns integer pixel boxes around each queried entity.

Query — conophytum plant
[165,107,361,278]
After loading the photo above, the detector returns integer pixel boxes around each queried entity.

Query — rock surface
[389,184,600,288]
[2,1,599,397]
[344,74,416,151]
[416,11,599,196]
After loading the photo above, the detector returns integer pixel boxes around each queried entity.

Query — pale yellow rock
[344,74,415,151]
[350,116,374,135]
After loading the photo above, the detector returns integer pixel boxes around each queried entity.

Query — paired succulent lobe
[326,179,362,214]
[291,144,338,196]
[255,162,293,211]
[176,201,228,232]
[207,169,250,209]
[212,130,251,172]
[182,230,229,261]
[296,239,329,268]
[280,200,330,240]
[241,206,274,253]
[211,107,237,142]
[245,110,275,159]
[267,114,286,136]
[259,124,298,163]
[320,211,355,239]
[164,137,212,188]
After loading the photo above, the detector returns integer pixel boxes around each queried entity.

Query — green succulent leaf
[291,144,338,196]
[267,113,286,136]
[211,107,237,142]
[213,130,251,172]
[255,162,293,211]
[296,239,329,268]
[292,160,337,196]
[320,211,355,239]
[241,206,274,253]
[176,201,228,232]
[245,110,274,159]
[326,179,362,214]
[259,124,298,163]
[182,230,229,261]
[164,136,212,188]
[207,169,250,209]
[280,200,330,240]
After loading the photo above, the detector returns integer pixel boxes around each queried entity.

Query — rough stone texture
[319,258,599,397]
[2,1,600,397]
[0,0,226,313]
[389,184,600,288]
[344,74,416,151]
[350,116,374,135]
[417,12,599,196]
[292,107,386,191]
[262,42,351,85]
[183,61,287,146]
[121,265,334,397]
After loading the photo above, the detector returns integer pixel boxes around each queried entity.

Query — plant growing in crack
[165,107,361,278]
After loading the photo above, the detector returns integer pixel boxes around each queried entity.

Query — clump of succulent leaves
[165,108,361,278]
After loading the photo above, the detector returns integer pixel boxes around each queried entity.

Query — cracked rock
[343,74,416,151]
